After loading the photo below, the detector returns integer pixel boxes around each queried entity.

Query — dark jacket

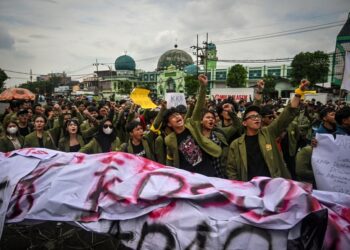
[0,135,25,152]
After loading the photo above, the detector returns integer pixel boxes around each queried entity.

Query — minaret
[331,13,350,86]
[205,42,218,71]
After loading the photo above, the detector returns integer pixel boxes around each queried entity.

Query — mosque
[80,13,350,100]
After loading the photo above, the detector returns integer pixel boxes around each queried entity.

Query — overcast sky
[0,0,349,87]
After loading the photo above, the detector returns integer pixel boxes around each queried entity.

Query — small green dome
[207,43,216,50]
[115,55,136,71]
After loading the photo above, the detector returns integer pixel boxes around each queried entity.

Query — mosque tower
[331,12,350,87]
[205,42,218,71]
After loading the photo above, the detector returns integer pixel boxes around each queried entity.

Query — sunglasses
[244,114,262,121]
[103,124,113,129]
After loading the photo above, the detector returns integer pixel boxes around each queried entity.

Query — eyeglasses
[103,124,113,129]
[265,115,274,120]
[244,114,262,121]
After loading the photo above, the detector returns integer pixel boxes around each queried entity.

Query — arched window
[166,78,176,92]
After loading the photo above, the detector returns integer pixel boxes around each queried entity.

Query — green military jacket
[295,146,315,185]
[286,117,300,157]
[0,135,25,152]
[155,134,166,165]
[79,136,121,154]
[226,104,298,181]
[58,135,86,152]
[165,83,225,168]
[119,138,155,161]
[23,126,61,150]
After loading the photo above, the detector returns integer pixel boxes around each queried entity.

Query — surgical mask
[7,127,18,134]
[134,117,141,123]
[103,127,113,135]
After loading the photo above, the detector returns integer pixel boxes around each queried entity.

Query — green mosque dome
[157,45,194,71]
[207,43,216,50]
[184,64,199,76]
[115,55,136,71]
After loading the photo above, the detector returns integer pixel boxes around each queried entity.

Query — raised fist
[198,74,208,86]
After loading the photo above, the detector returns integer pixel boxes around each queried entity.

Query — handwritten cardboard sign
[312,134,350,195]
[165,93,186,108]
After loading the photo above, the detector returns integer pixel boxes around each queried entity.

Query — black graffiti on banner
[136,222,176,250]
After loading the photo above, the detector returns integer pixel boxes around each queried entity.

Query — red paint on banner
[134,172,188,201]
[149,201,176,219]
[8,163,65,219]
[74,154,85,164]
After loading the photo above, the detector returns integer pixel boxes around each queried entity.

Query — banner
[312,134,350,195]
[165,93,186,108]
[130,88,157,109]
[341,51,350,91]
[210,88,254,102]
[1,149,349,249]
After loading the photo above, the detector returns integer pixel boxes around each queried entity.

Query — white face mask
[103,127,113,135]
[134,117,141,123]
[7,127,18,134]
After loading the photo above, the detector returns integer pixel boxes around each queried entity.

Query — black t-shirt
[132,143,146,158]
[18,126,31,137]
[245,134,271,180]
[176,129,216,177]
[69,144,81,152]
[38,137,44,148]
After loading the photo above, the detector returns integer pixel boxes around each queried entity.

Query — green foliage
[184,75,199,96]
[20,80,55,95]
[227,64,247,87]
[19,75,64,95]
[262,75,280,98]
[118,80,133,95]
[291,51,329,85]
[0,68,8,90]
[262,75,277,93]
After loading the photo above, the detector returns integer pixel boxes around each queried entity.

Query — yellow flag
[130,88,157,109]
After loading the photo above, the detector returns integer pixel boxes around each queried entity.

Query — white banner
[312,134,350,195]
[211,88,254,102]
[341,51,350,91]
[165,93,186,108]
[1,149,349,249]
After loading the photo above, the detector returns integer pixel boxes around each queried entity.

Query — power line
[216,20,345,45]
[2,69,40,76]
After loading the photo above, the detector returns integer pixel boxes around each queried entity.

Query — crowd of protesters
[0,75,349,187]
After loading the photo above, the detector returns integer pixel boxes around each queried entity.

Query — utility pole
[93,59,100,95]
[191,33,209,76]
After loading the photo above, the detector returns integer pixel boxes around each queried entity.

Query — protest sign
[165,93,186,108]
[312,134,350,195]
[130,88,157,109]
[0,149,349,249]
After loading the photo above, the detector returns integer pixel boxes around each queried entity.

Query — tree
[184,75,199,97]
[262,75,278,99]
[118,80,133,95]
[226,64,247,87]
[291,51,329,85]
[0,68,8,89]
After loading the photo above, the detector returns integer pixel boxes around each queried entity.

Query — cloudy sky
[0,0,349,86]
